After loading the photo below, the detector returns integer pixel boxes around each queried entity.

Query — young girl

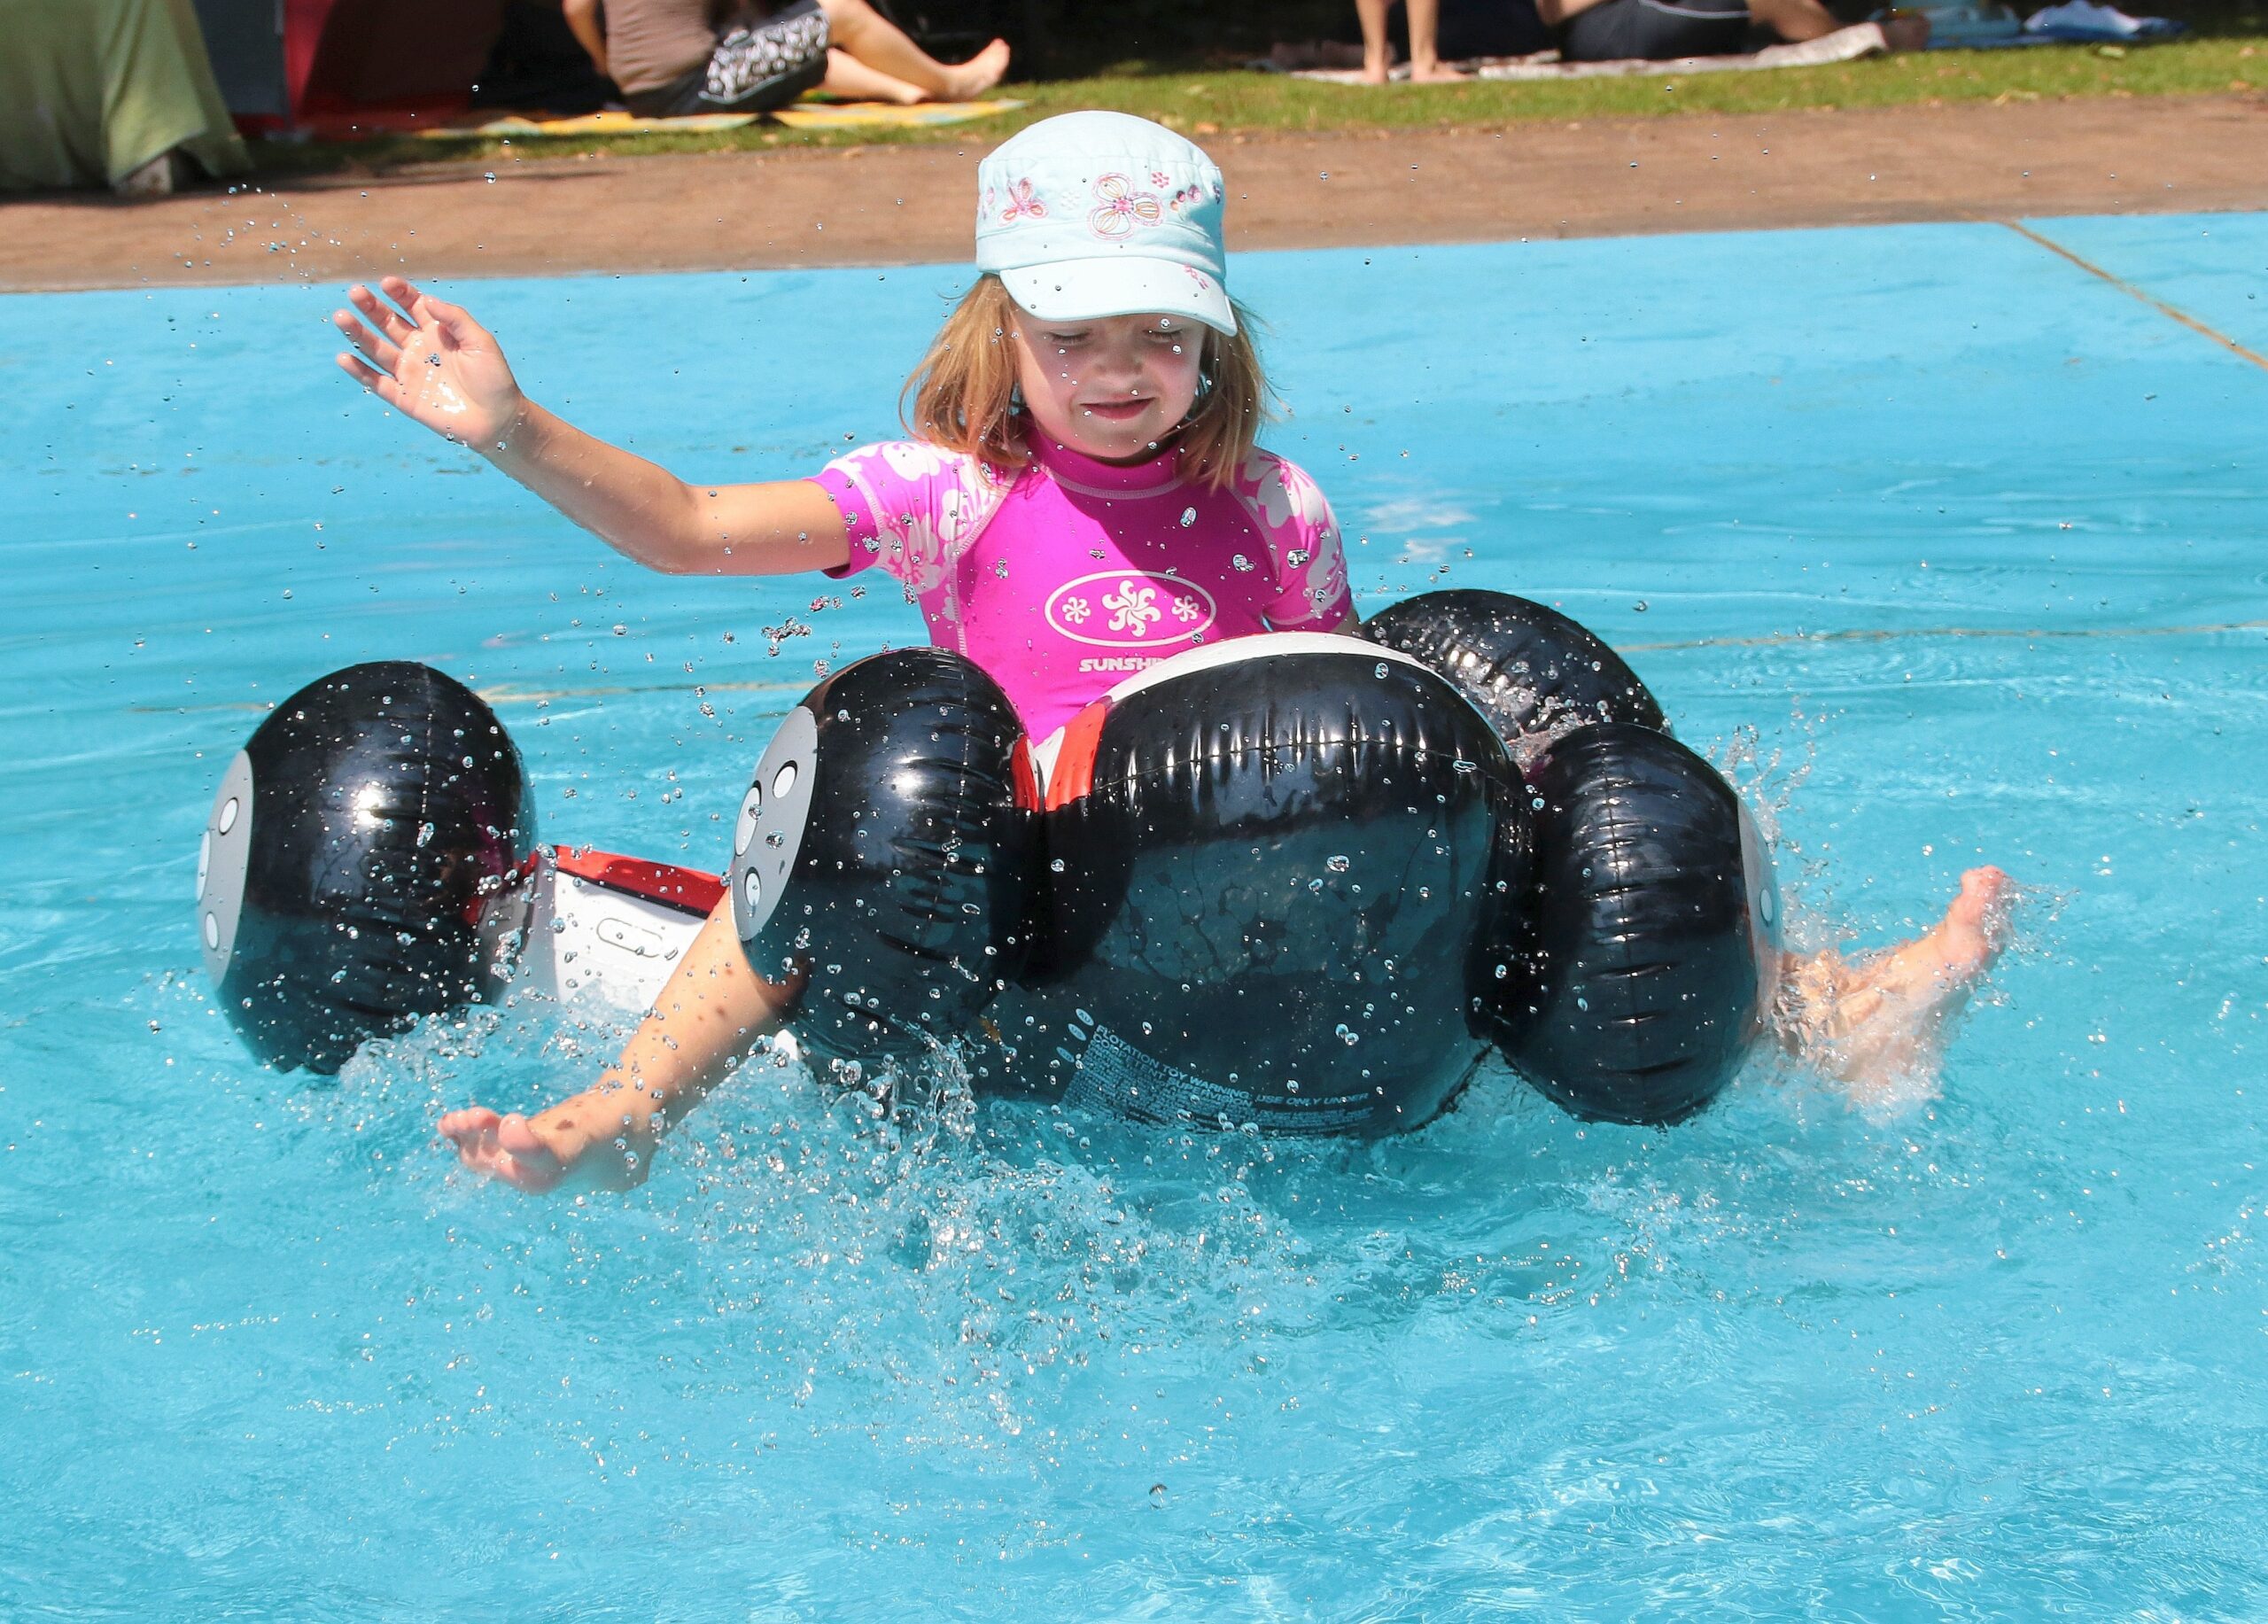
[330,113,2007,1193]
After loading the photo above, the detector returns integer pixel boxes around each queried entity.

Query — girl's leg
[1355,0,1395,82]
[814,0,1010,101]
[1777,866,2012,1101]
[441,896,801,1191]
[819,47,929,105]
[1404,0,1472,80]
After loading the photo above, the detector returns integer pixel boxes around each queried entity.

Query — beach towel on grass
[425,98,1022,140]
[1283,22,1888,81]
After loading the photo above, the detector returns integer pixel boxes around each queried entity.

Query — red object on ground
[550,846,726,917]
[204,0,508,135]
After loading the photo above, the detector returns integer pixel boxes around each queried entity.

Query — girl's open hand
[333,276,524,452]
[440,1098,649,1193]
[439,1106,582,1193]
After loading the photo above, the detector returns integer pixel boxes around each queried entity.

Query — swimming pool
[5,213,2265,1615]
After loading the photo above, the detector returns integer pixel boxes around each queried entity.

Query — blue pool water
[5,214,2266,1616]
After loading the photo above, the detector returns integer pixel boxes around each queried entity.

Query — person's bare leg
[819,48,928,105]
[1746,0,1841,41]
[815,0,1009,101]
[440,897,800,1192]
[1355,0,1396,82]
[1404,0,1472,80]
[1780,866,2014,1101]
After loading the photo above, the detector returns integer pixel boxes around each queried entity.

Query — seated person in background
[1541,0,1926,60]
[564,0,1010,114]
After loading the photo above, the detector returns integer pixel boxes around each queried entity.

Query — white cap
[974,112,1234,336]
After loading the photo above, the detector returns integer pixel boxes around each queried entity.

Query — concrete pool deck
[3,94,2266,291]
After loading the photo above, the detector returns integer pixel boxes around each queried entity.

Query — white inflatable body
[487,847,718,1016]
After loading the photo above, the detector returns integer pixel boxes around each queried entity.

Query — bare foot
[941,38,1011,102]
[1783,866,2014,1099]
[1881,14,1931,50]
[1407,59,1472,82]
[1360,50,1394,83]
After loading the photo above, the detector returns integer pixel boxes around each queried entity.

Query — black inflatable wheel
[731,648,1038,1063]
[1363,589,1666,751]
[198,662,535,1073]
[1487,722,1779,1126]
[1017,635,1528,1136]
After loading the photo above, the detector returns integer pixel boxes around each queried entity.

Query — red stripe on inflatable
[1043,699,1112,812]
[550,846,725,916]
[1009,736,1041,813]
[463,845,545,928]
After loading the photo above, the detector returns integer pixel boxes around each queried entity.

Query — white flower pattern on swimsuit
[828,441,1007,602]
[1231,453,1349,619]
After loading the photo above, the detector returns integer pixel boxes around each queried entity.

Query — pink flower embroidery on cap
[1089,174,1164,239]
[1000,177,1047,222]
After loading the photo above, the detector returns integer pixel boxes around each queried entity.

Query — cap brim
[999,259,1236,337]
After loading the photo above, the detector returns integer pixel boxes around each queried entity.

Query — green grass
[252,35,2267,179]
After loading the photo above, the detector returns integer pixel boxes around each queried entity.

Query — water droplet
[1050,858,1067,873]
[1374,663,1388,678]
[1335,1023,1360,1045]
[1326,855,1350,873]
[1494,963,1509,980]
[1179,507,1198,527]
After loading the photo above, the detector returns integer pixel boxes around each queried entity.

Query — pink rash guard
[809,432,1355,740]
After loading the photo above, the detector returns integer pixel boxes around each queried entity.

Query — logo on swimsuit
[1045,571,1217,650]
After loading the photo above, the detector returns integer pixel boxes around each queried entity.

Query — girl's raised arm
[332,275,849,578]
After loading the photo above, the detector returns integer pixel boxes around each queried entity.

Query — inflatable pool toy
[198,592,1781,1128]
[1495,722,1781,1125]
[1363,587,1666,752]
[1006,635,1524,1132]
[726,633,1526,1134]
[1365,591,1780,1123]
[197,662,720,1072]
[731,647,1039,1064]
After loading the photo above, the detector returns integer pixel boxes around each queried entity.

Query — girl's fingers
[346,283,417,346]
[336,352,403,408]
[331,310,401,374]
[376,275,429,329]
[439,1106,500,1138]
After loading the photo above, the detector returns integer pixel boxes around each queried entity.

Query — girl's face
[1008,305,1206,462]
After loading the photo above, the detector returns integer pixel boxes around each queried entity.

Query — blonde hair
[900,274,1270,491]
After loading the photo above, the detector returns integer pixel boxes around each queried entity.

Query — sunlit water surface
[4,214,2266,1617]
